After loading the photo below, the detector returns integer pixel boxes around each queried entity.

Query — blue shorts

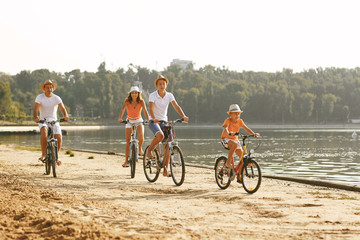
[149,120,173,143]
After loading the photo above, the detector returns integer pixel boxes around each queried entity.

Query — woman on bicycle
[221,104,260,180]
[146,75,189,177]
[118,86,149,167]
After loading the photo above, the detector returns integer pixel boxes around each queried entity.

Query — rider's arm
[58,103,70,121]
[141,100,150,121]
[118,100,127,123]
[243,123,259,137]
[171,100,189,122]
[223,124,233,136]
[148,101,157,122]
[33,103,40,123]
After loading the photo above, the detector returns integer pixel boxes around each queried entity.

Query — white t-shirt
[148,91,175,121]
[35,93,62,121]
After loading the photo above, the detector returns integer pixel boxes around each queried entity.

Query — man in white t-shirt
[146,75,189,177]
[33,80,69,165]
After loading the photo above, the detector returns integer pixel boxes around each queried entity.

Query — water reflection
[1,125,359,184]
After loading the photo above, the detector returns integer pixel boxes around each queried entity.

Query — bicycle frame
[128,122,141,156]
[39,119,62,158]
[39,118,64,177]
[220,134,254,173]
[158,119,182,166]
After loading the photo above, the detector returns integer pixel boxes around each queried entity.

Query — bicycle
[214,133,262,193]
[120,120,146,178]
[143,119,186,186]
[39,118,66,178]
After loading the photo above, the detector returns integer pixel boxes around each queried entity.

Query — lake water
[1,125,360,185]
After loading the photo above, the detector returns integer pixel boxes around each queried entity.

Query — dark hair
[126,91,143,103]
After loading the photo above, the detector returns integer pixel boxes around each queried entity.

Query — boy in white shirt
[33,80,69,165]
[147,75,189,176]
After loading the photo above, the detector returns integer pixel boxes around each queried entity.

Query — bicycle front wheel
[241,159,261,194]
[170,146,185,186]
[130,143,137,178]
[44,145,51,175]
[50,142,57,178]
[143,146,160,182]
[215,156,231,189]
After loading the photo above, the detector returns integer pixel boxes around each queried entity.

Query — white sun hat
[128,86,141,93]
[227,104,243,115]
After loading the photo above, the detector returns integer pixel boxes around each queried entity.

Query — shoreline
[1,144,360,239]
[1,122,360,133]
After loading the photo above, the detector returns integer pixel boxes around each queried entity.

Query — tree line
[1,62,360,124]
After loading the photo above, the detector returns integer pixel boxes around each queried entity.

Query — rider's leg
[39,127,47,160]
[137,124,144,156]
[123,128,132,167]
[234,148,244,181]
[234,148,243,169]
[146,131,164,158]
[54,134,62,150]
[54,134,62,166]
[162,143,170,176]
[226,140,238,169]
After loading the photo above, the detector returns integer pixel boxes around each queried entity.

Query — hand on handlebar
[34,116,40,123]
[182,116,189,123]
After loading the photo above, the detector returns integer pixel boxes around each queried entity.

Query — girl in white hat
[118,86,149,167]
[220,104,260,181]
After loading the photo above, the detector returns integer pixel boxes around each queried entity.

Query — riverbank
[0,144,360,239]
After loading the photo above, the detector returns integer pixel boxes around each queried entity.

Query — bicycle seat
[220,139,229,150]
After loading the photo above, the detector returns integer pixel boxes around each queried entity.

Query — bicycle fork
[48,139,58,161]
[130,139,139,160]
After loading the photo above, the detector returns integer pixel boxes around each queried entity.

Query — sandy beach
[0,144,359,239]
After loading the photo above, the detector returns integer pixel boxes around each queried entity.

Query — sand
[0,144,359,240]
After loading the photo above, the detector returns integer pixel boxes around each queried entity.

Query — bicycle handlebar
[158,118,186,124]
[39,118,67,124]
[119,120,148,125]
[235,133,257,138]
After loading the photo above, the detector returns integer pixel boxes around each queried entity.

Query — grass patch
[65,149,73,155]
[69,153,75,157]
[88,156,94,159]
[309,191,357,200]
[338,194,358,200]
[13,145,41,152]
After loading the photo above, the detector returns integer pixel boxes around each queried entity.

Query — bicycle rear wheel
[143,146,160,182]
[170,146,185,186]
[51,142,57,178]
[130,143,137,178]
[214,156,231,189]
[241,159,261,194]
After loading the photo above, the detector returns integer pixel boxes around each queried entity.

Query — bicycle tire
[214,156,231,189]
[130,143,136,178]
[241,159,261,194]
[143,146,160,182]
[170,146,185,186]
[44,144,51,175]
[51,142,57,178]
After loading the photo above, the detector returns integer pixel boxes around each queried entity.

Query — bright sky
[1,0,359,75]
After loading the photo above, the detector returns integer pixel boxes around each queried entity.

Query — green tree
[299,93,316,121]
[321,93,337,122]
[0,81,12,114]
